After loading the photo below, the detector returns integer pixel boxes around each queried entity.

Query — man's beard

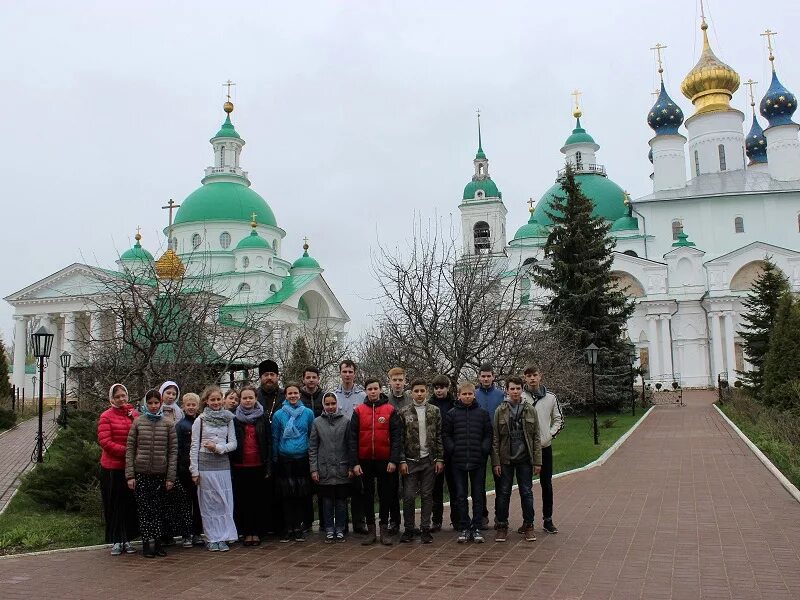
[261,381,278,394]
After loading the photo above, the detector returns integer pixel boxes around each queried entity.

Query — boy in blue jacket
[474,363,504,529]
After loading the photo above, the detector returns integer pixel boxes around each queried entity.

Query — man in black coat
[255,359,284,535]
[429,374,459,531]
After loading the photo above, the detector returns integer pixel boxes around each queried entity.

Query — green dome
[534,174,627,226]
[174,182,277,227]
[610,215,639,233]
[120,239,154,262]
[213,114,241,139]
[563,118,596,146]
[463,178,501,200]
[236,229,271,250]
[292,250,320,270]
[513,216,549,241]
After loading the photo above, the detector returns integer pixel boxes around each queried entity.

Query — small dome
[236,228,270,250]
[213,114,241,140]
[745,114,768,164]
[563,117,596,146]
[680,22,740,114]
[292,242,321,270]
[611,214,639,233]
[155,249,186,280]
[534,173,627,226]
[463,178,501,200]
[513,213,549,241]
[760,68,797,127]
[175,182,277,227]
[672,230,696,248]
[120,234,154,262]
[647,81,684,134]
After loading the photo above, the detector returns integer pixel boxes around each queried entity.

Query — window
[476,190,484,198]
[191,233,202,249]
[238,283,250,293]
[473,221,491,254]
[269,284,277,292]
[734,217,744,233]
[671,219,683,241]
[623,250,639,257]
[219,231,231,249]
[242,256,249,268]
[575,151,583,169]
[694,150,700,176]
[272,240,278,252]
[718,144,727,171]
[218,145,225,167]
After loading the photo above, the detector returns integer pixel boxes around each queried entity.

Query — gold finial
[761,29,777,67]
[223,79,236,113]
[527,198,535,213]
[623,191,631,206]
[251,212,257,229]
[303,236,309,253]
[744,79,758,112]
[571,89,582,118]
[699,0,708,31]
[651,43,667,79]
[135,226,142,243]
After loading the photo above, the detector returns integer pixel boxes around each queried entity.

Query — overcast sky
[1,0,798,341]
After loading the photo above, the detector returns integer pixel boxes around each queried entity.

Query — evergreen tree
[0,336,11,400]
[533,164,635,410]
[762,293,800,412]
[737,257,789,398]
[283,336,313,385]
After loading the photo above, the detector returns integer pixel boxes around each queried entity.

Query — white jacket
[522,386,564,448]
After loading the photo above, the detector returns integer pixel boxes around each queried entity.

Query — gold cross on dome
[527,197,535,213]
[761,29,777,63]
[651,43,667,77]
[571,89,582,112]
[136,225,141,236]
[744,79,758,109]
[161,198,181,233]
[223,79,236,101]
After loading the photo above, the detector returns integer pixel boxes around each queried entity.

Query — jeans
[540,445,554,520]
[360,460,393,526]
[495,462,535,525]
[452,466,486,531]
[432,461,459,526]
[482,456,499,522]
[319,484,349,534]
[402,457,436,530]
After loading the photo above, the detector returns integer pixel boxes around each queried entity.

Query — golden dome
[154,249,186,280]
[680,21,740,114]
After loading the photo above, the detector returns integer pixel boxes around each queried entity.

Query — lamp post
[584,343,600,445]
[626,339,637,417]
[59,351,71,428]
[31,326,54,463]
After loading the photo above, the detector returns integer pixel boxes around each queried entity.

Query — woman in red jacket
[98,383,140,555]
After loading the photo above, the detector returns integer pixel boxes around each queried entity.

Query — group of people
[96,359,564,557]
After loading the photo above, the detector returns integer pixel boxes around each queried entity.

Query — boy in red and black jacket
[349,377,403,546]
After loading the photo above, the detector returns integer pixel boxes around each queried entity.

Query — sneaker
[192,535,204,546]
[516,524,526,534]
[495,526,508,543]
[472,530,485,543]
[420,529,433,544]
[399,529,415,543]
[543,520,559,534]
[218,541,230,552]
[430,522,442,533]
[387,523,400,536]
[279,532,292,543]
[110,543,122,556]
[524,525,537,542]
[325,531,335,543]
[294,530,306,542]
[182,536,193,548]
[123,541,136,554]
[457,529,470,544]
[335,531,346,543]
[207,542,220,552]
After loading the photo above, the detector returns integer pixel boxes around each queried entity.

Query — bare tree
[273,320,353,386]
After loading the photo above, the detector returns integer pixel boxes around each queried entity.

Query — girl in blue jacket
[272,383,315,542]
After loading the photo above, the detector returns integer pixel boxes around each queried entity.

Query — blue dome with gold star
[745,114,768,164]
[760,68,797,127]
[647,81,684,135]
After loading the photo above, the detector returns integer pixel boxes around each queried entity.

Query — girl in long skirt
[97,383,139,555]
[191,385,238,552]
[125,389,177,558]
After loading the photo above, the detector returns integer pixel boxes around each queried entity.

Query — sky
[1,0,799,341]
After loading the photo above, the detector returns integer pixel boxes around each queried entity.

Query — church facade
[459,20,800,388]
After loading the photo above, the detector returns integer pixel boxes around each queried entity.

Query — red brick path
[0,411,57,512]
[1,392,799,599]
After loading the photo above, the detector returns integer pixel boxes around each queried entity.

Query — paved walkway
[1,393,799,599]
[0,410,57,512]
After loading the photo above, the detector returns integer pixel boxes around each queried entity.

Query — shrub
[601,417,618,429]
[0,407,17,430]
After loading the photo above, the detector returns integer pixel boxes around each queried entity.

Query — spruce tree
[0,336,11,401]
[532,164,634,410]
[737,257,789,398]
[762,293,800,411]
[283,336,313,385]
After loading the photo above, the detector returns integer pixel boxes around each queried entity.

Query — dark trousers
[134,473,166,541]
[453,466,486,531]
[403,457,436,530]
[540,445,554,521]
[319,484,349,533]
[360,460,393,526]
[495,462,535,525]
[164,477,194,538]
[277,456,310,534]
[389,471,401,527]
[232,466,266,536]
[349,478,365,529]
[179,472,203,536]
[432,461,459,527]
[100,467,138,544]
[264,471,284,535]
[482,457,498,522]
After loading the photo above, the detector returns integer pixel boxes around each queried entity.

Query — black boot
[142,540,155,558]
[154,539,167,557]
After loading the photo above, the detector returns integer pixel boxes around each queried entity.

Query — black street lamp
[584,343,600,445]
[626,339,637,417]
[59,351,71,428]
[31,326,54,463]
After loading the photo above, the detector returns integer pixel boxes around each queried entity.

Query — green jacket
[491,399,542,468]
[399,401,444,464]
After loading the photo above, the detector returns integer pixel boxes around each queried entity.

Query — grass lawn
[0,491,104,556]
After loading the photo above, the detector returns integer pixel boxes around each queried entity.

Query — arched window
[477,164,484,177]
[797,214,800,232]
[269,284,277,292]
[272,240,278,252]
[191,233,202,249]
[734,217,744,233]
[575,151,583,169]
[476,190,484,199]
[718,144,727,171]
[242,256,249,268]
[219,231,231,249]
[238,283,251,293]
[694,150,700,176]
[671,219,683,241]
[473,221,491,254]
[218,145,225,167]
[623,250,639,257]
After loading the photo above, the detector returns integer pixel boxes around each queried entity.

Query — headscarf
[280,399,306,440]
[202,406,234,428]
[143,402,164,421]
[108,383,129,403]
[108,384,136,419]
[235,401,265,424]
[159,380,184,421]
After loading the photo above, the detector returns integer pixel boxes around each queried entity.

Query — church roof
[174,182,277,227]
[634,170,800,203]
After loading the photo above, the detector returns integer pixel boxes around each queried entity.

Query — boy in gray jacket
[309,392,352,542]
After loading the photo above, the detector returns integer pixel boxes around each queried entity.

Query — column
[62,313,77,396]
[90,312,104,342]
[709,312,724,382]
[12,316,27,391]
[646,315,661,379]
[660,315,674,380]
[723,311,737,384]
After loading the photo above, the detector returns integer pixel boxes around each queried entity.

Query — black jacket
[442,400,492,470]
[300,387,325,418]
[176,414,196,479]
[229,414,272,477]
[257,386,285,422]
[348,394,403,467]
